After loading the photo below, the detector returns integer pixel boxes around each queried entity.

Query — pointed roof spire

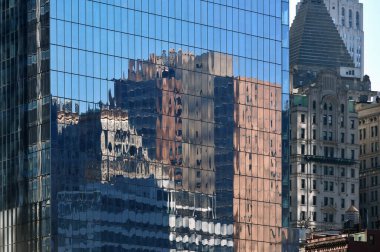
[290,0,355,69]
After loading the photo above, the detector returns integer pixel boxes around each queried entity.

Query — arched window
[341,7,345,26]
[349,9,353,28]
[356,11,360,29]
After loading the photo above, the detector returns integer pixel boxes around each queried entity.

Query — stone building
[289,0,374,233]
[302,230,380,252]
[324,0,364,77]
[290,70,360,231]
[357,100,380,229]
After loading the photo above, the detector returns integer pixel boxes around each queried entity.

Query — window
[324,166,328,175]
[351,134,355,144]
[351,184,355,194]
[301,144,305,154]
[300,211,306,220]
[301,114,305,123]
[312,212,317,221]
[300,128,305,139]
[329,182,334,192]
[351,120,355,129]
[312,114,316,124]
[301,195,305,205]
[313,196,317,205]
[289,179,293,191]
[329,198,334,206]
[328,132,333,141]
[341,168,345,177]
[340,117,344,127]
[349,9,352,28]
[301,179,305,189]
[356,11,360,29]
[341,149,345,158]
[341,104,345,113]
[324,213,328,222]
[324,103,327,110]
[328,115,332,125]
[341,198,345,209]
[341,133,345,143]
[324,197,328,206]
[330,147,334,157]
[351,150,355,160]
[313,145,316,155]
[323,115,327,125]
[313,180,316,190]
[324,147,329,157]
[312,101,316,110]
[351,168,355,178]
[324,181,328,191]
[329,167,334,176]
[301,164,305,173]
[313,165,317,174]
[341,183,345,193]
[313,129,316,139]
[323,131,328,140]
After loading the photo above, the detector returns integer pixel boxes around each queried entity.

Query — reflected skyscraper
[0,0,289,251]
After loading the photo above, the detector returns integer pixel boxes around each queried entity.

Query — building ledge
[304,155,357,165]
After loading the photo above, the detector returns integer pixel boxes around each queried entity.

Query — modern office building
[296,0,364,77]
[289,0,373,233]
[0,0,290,251]
[357,100,380,230]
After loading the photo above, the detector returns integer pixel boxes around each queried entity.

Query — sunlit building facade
[0,0,289,251]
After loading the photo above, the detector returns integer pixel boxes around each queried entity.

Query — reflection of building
[0,1,289,251]
[357,100,380,230]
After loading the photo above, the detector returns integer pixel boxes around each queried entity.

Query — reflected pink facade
[233,77,283,251]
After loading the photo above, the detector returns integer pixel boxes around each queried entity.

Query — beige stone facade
[290,70,360,231]
[357,101,380,229]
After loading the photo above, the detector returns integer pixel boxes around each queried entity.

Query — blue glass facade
[0,0,289,251]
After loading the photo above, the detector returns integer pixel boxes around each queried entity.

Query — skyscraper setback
[0,0,289,251]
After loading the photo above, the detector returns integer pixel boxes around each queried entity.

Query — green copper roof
[290,0,355,69]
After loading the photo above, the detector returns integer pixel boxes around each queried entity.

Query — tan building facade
[357,101,380,229]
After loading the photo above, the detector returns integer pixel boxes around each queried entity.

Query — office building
[289,73,360,231]
[0,0,290,251]
[323,0,364,77]
[289,0,374,233]
[296,0,364,77]
[357,100,380,230]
